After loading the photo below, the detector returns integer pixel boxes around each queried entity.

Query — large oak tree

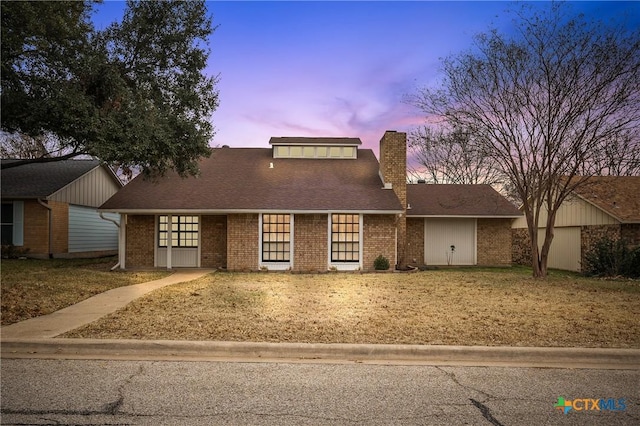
[412,2,640,278]
[1,0,218,177]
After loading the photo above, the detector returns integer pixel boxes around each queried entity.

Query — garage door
[538,227,581,271]
[425,218,476,265]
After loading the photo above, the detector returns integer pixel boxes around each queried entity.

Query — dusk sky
[93,1,640,156]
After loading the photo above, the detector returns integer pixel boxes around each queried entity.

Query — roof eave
[99,208,404,215]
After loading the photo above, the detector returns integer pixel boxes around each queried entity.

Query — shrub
[374,254,390,271]
[583,237,640,278]
[1,245,29,259]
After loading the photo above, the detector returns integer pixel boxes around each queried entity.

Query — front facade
[1,160,122,258]
[101,131,521,271]
[512,176,640,272]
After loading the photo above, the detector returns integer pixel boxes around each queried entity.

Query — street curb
[2,338,639,369]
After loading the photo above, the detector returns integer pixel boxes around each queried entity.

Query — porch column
[166,214,172,270]
[119,214,127,269]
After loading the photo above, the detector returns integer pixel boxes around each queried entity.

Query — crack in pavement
[470,398,505,426]
[436,367,507,426]
[2,364,146,423]
[101,363,146,416]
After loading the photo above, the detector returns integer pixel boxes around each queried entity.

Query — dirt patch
[64,268,640,348]
[1,257,169,325]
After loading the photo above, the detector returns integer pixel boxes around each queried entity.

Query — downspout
[37,198,53,258]
[99,213,121,270]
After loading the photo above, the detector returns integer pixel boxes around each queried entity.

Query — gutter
[99,213,121,271]
[37,199,53,259]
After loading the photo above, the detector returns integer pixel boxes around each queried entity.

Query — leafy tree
[1,0,218,177]
[412,2,640,278]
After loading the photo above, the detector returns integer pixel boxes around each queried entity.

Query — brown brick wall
[512,228,531,266]
[22,199,49,255]
[379,131,407,266]
[477,218,513,266]
[201,215,227,268]
[21,199,68,256]
[294,214,327,272]
[49,200,68,254]
[581,224,622,270]
[125,215,155,268]
[363,214,396,271]
[227,213,259,271]
[406,217,425,266]
[621,224,640,248]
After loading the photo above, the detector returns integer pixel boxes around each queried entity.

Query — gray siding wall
[68,205,118,253]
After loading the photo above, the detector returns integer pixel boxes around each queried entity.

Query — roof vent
[417,179,426,184]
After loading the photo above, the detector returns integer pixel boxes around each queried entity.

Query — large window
[158,215,199,247]
[262,214,290,262]
[331,214,360,262]
[1,203,13,245]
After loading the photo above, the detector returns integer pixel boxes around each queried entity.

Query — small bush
[583,237,640,278]
[374,254,390,271]
[1,245,29,259]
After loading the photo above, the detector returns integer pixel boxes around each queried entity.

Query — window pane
[331,213,359,262]
[1,204,13,224]
[262,214,291,262]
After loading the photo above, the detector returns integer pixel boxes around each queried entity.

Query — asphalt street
[1,359,638,425]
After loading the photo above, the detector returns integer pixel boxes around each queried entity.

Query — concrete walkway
[0,269,213,339]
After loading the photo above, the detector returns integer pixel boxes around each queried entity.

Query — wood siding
[49,166,121,208]
[513,196,618,228]
[68,205,119,253]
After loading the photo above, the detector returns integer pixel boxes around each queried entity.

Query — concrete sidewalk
[0,269,213,339]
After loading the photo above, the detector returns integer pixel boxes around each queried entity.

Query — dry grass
[1,257,169,325]
[65,268,640,348]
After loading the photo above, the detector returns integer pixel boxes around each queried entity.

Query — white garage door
[424,218,476,265]
[538,227,581,271]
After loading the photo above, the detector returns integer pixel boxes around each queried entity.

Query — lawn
[1,257,169,325]
[64,268,640,348]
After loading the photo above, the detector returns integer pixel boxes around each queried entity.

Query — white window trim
[154,214,201,269]
[258,213,294,271]
[327,213,363,271]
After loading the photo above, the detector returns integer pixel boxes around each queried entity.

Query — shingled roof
[407,184,521,217]
[1,159,103,199]
[570,176,640,223]
[100,147,403,213]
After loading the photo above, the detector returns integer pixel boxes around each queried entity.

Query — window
[1,203,13,245]
[331,214,359,262]
[262,214,290,262]
[158,215,198,247]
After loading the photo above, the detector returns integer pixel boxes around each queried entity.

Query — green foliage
[583,237,640,279]
[1,0,218,177]
[374,255,390,271]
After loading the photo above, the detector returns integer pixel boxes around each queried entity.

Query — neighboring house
[1,159,123,258]
[512,176,640,272]
[99,131,521,271]
[406,185,521,267]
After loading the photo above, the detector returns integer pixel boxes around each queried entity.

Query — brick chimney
[379,130,407,268]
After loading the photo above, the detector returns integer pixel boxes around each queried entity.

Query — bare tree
[408,125,507,185]
[412,2,640,278]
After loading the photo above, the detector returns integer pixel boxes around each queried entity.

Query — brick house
[1,160,123,258]
[100,131,520,271]
[512,176,640,272]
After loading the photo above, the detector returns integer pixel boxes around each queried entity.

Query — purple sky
[93,1,640,155]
